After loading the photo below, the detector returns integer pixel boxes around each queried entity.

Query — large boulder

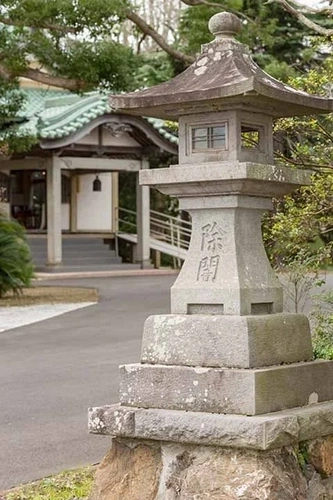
[90,439,309,500]
[90,439,162,500]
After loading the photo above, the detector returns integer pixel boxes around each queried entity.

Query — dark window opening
[241,124,261,149]
[62,175,71,203]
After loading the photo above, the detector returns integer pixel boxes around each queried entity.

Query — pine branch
[0,15,77,34]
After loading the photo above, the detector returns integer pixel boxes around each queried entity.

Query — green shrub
[311,290,333,360]
[0,210,34,297]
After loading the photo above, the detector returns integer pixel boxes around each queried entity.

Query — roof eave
[109,78,256,120]
[110,76,333,120]
[252,80,333,117]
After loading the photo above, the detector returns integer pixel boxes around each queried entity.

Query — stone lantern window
[191,123,227,152]
[180,110,273,164]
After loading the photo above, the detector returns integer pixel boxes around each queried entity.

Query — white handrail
[115,206,192,260]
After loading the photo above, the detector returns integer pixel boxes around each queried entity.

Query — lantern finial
[208,11,242,40]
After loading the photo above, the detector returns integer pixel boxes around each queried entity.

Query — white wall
[61,203,70,231]
[77,173,112,231]
[0,202,10,216]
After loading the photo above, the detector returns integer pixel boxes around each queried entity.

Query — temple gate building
[0,85,178,270]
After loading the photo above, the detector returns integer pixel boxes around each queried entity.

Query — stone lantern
[89,13,333,498]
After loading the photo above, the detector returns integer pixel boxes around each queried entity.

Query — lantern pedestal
[88,158,333,497]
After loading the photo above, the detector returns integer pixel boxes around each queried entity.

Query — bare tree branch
[286,0,333,15]
[125,0,256,64]
[0,15,77,34]
[22,68,86,91]
[266,0,333,37]
[137,32,147,54]
[181,0,217,5]
[0,64,86,91]
[126,9,195,64]
[180,0,254,22]
[275,150,333,171]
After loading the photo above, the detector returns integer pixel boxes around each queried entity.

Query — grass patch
[1,466,94,500]
[0,286,98,307]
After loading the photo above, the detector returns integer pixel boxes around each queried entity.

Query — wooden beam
[62,144,143,157]
[0,158,49,170]
[59,157,141,172]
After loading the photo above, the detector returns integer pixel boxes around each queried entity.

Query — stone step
[27,236,122,269]
[141,313,313,369]
[29,251,113,259]
[63,257,122,264]
[119,360,333,416]
[27,240,112,249]
[36,263,140,273]
[33,256,121,266]
[31,249,118,258]
[88,401,333,451]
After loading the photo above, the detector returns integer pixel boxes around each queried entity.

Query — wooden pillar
[111,171,119,233]
[136,159,150,269]
[153,250,161,269]
[70,173,78,232]
[46,157,62,265]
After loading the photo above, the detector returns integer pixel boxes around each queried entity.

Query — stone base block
[142,313,312,369]
[120,360,333,415]
[88,401,333,451]
[89,436,333,500]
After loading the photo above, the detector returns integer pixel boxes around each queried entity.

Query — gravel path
[0,302,96,332]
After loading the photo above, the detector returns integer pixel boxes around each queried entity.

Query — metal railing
[115,207,137,234]
[115,206,192,263]
[150,209,192,252]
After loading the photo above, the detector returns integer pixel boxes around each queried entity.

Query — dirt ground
[0,286,98,307]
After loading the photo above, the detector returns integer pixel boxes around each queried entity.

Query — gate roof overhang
[1,88,178,161]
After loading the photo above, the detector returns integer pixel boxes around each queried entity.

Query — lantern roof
[110,12,333,120]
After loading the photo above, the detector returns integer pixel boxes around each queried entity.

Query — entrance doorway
[11,170,46,230]
[10,170,70,231]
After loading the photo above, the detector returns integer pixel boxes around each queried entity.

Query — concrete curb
[35,268,179,280]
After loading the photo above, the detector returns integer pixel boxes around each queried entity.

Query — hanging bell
[93,175,102,192]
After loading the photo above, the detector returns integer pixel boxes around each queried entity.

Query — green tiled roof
[145,117,178,144]
[6,88,178,146]
[39,92,110,139]
[20,88,69,118]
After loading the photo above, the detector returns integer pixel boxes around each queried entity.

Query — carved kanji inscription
[197,255,220,282]
[201,222,227,252]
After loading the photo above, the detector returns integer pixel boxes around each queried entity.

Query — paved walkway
[0,274,175,490]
